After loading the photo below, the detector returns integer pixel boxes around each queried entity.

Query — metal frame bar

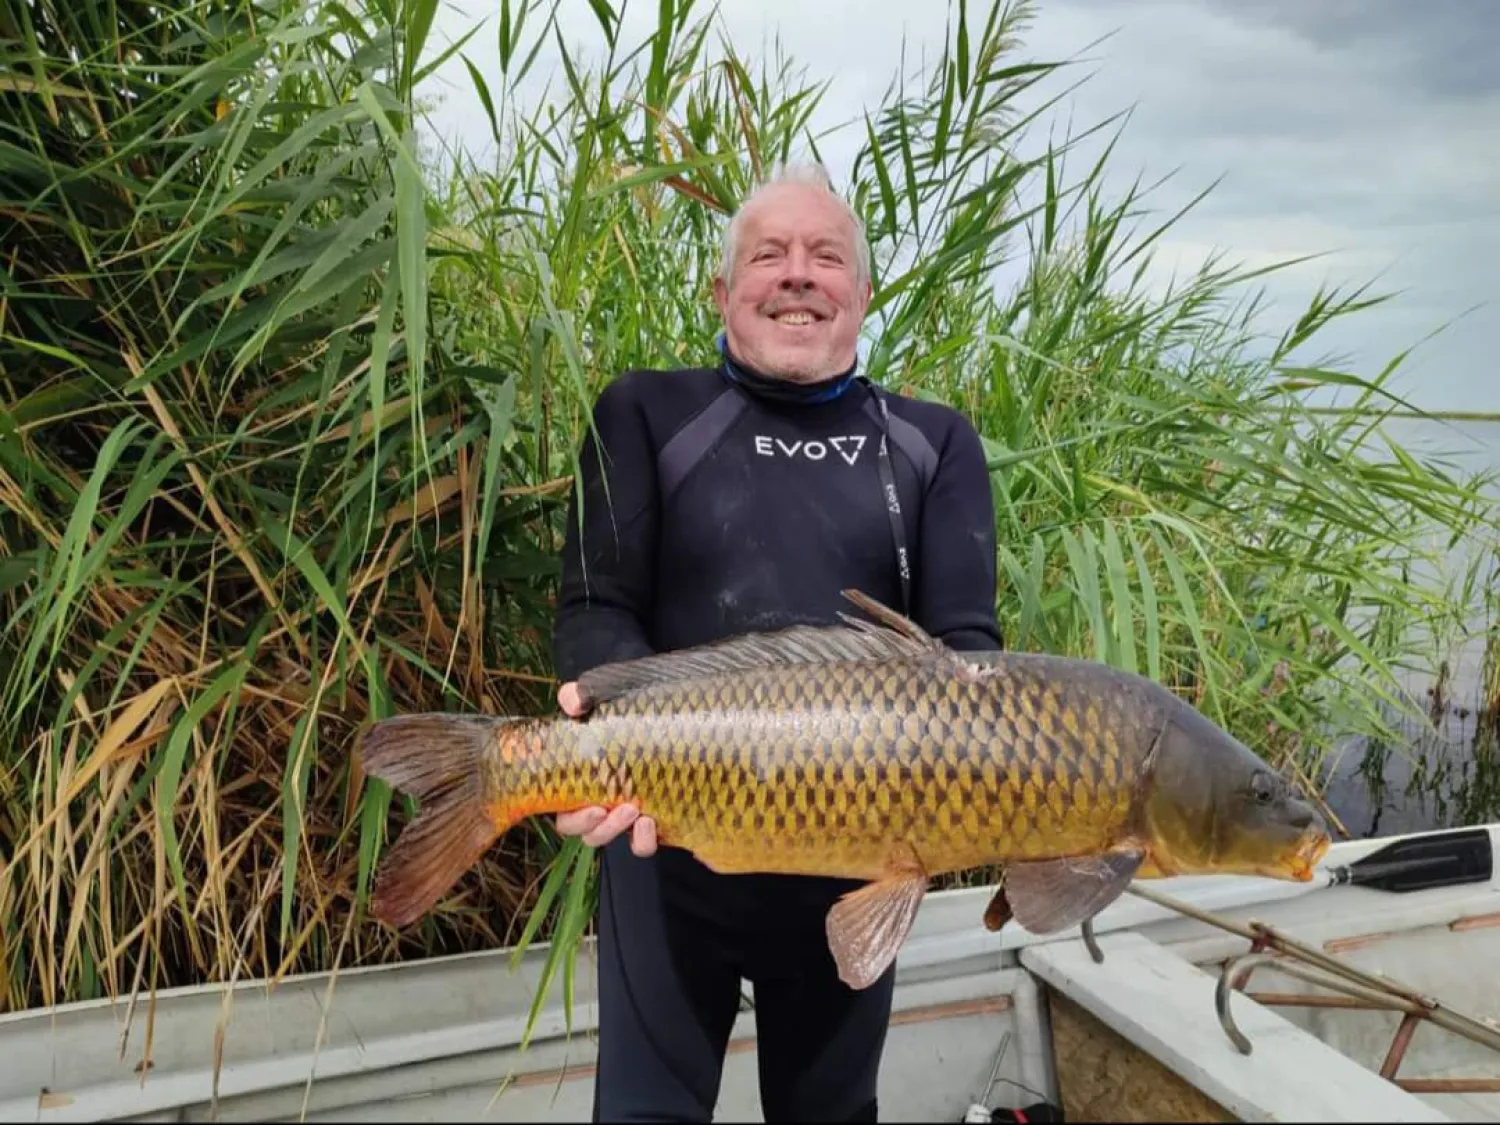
[1123,884,1500,1097]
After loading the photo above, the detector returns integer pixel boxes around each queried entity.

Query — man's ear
[712,274,729,318]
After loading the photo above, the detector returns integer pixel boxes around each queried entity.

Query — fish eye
[1250,772,1277,806]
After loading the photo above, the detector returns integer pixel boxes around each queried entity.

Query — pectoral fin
[1002,846,1145,934]
[826,861,928,990]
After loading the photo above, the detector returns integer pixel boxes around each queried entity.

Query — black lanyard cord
[864,382,912,616]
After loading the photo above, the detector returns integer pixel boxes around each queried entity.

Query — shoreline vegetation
[1,0,1497,1023]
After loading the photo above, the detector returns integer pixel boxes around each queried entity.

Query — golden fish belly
[497,659,1151,880]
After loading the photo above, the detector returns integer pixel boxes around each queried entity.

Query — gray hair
[717,161,872,288]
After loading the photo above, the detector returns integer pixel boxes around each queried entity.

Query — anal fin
[983,881,1013,932]
[825,850,929,990]
[1002,845,1145,935]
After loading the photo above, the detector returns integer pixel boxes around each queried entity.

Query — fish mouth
[1285,830,1332,882]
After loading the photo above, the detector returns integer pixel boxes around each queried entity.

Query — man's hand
[553,680,658,857]
[556,680,587,718]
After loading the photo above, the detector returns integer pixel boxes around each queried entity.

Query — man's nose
[777,247,814,288]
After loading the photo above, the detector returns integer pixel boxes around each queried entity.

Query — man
[550,162,1003,1122]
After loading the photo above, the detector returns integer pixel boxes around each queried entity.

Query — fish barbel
[360,590,1330,988]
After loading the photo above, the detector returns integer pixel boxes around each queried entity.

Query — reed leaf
[0,0,1496,1039]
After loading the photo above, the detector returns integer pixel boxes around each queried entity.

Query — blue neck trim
[715,332,860,404]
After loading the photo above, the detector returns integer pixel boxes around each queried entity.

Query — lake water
[1316,416,1499,839]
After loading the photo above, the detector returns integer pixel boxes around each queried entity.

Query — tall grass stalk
[2,0,1497,1027]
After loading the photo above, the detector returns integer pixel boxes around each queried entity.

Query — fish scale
[482,654,1154,882]
[359,589,1329,990]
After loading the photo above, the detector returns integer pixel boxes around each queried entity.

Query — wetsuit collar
[715,331,859,405]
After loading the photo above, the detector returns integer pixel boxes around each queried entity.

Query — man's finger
[556,807,606,836]
[631,815,658,857]
[582,803,639,848]
[557,681,588,718]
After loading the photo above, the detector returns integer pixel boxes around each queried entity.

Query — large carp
[359,590,1329,988]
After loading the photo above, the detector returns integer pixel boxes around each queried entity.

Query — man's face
[712,182,871,383]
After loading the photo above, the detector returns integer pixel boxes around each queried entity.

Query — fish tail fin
[359,713,515,928]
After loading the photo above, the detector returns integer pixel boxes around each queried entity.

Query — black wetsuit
[552,344,1003,1122]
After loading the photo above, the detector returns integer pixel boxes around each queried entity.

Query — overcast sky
[420,0,1499,415]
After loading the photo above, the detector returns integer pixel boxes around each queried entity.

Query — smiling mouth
[768,310,826,327]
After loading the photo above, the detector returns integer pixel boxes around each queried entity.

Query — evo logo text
[753,434,867,466]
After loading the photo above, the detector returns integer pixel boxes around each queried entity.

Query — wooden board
[1046,990,1235,1122]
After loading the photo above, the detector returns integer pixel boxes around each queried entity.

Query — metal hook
[1215,949,1428,1056]
[1215,952,1281,1054]
[1081,916,1104,964]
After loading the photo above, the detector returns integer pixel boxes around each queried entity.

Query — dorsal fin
[575,590,944,708]
[837,588,940,647]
